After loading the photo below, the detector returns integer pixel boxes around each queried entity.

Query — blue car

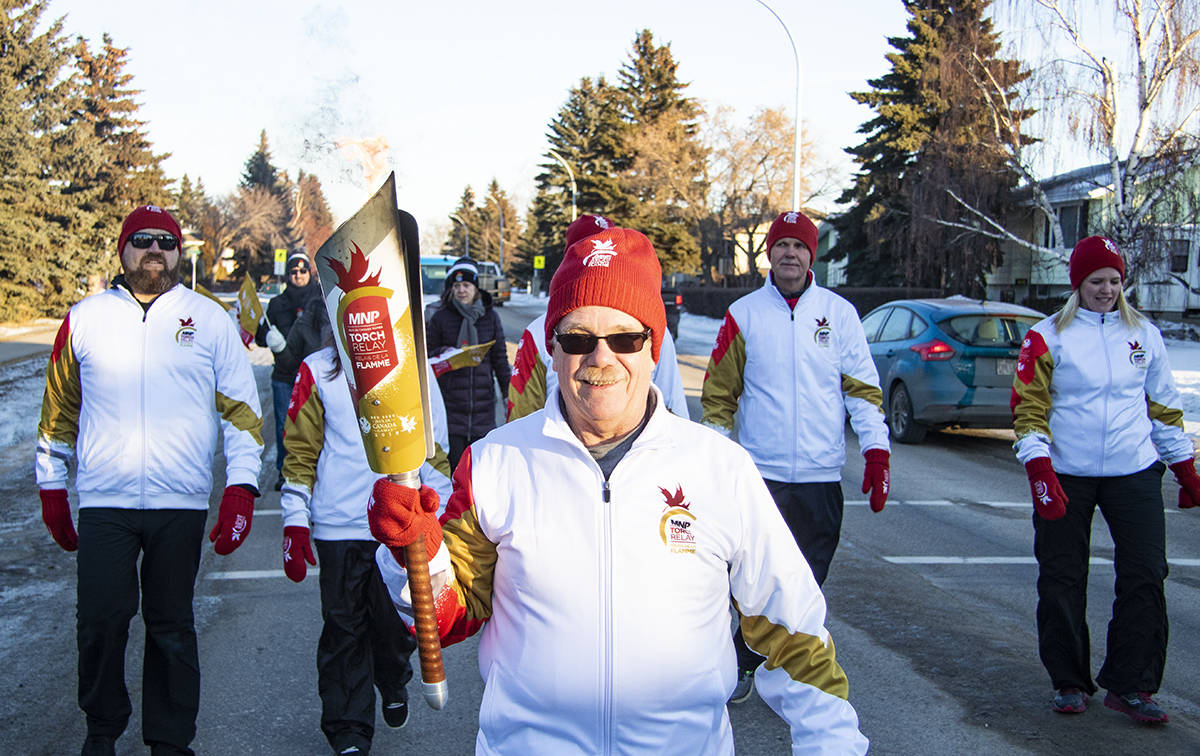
[860,297,1045,443]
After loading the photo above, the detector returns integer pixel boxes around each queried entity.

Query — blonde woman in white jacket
[1012,236,1200,724]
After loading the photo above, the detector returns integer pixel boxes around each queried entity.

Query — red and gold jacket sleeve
[506,326,547,421]
[1012,327,1054,463]
[35,316,81,487]
[700,311,746,435]
[280,361,324,528]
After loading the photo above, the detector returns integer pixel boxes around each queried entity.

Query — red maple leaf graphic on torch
[326,242,382,291]
[659,485,689,510]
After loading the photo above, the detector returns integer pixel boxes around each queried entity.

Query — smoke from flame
[335,136,391,188]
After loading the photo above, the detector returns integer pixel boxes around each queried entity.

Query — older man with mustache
[366,226,867,754]
[36,205,264,756]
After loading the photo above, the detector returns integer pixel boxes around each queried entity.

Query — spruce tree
[831,0,1028,292]
[0,0,98,320]
[241,129,284,198]
[615,29,706,275]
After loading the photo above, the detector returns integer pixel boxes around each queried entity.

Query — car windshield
[421,263,450,295]
[940,314,1040,347]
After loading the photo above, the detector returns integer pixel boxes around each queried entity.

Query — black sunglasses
[128,232,179,251]
[554,329,651,355]
[289,266,310,274]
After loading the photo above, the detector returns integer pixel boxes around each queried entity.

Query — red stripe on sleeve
[1015,329,1048,386]
[710,311,741,367]
[287,362,316,423]
[508,329,539,396]
[50,316,70,364]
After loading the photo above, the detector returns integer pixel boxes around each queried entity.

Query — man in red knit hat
[365,226,867,753]
[702,209,891,704]
[36,205,263,756]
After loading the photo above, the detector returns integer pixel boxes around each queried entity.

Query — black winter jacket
[255,281,323,383]
[425,290,511,440]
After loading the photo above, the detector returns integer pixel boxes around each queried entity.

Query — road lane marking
[885,556,1200,567]
[206,569,319,579]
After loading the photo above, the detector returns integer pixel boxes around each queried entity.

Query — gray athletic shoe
[729,669,755,704]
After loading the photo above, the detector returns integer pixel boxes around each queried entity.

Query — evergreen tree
[831,0,1028,293]
[174,174,207,230]
[241,129,284,198]
[0,0,99,320]
[69,33,171,272]
[293,171,333,254]
[477,179,521,271]
[443,186,477,259]
[615,29,706,275]
[514,188,571,294]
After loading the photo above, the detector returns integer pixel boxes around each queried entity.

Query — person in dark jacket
[256,251,324,487]
[425,257,511,470]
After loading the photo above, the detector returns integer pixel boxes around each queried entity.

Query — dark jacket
[255,281,323,383]
[425,289,511,440]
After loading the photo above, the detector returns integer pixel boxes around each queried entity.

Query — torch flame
[336,136,391,188]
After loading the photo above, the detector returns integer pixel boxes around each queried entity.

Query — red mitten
[282,526,316,582]
[208,485,255,555]
[1025,457,1067,520]
[1169,459,1200,509]
[368,479,442,566]
[40,488,78,551]
[861,449,890,513]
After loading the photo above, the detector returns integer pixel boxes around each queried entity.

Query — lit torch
[314,173,447,710]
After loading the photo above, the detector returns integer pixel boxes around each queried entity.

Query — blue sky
[46,0,916,239]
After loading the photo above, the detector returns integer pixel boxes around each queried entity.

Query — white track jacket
[378,385,867,755]
[36,282,263,508]
[701,277,889,482]
[1012,309,1192,475]
[280,349,453,539]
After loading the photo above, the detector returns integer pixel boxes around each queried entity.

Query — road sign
[274,248,287,276]
[533,255,545,270]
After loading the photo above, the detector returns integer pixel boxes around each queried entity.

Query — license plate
[997,359,1016,375]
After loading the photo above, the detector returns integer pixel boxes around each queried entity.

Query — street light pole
[755,0,801,211]
[448,214,469,258]
[547,148,577,222]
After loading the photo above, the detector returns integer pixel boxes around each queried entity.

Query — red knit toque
[1069,236,1124,289]
[765,210,819,259]
[563,214,615,251]
[118,205,182,253]
[545,227,666,362]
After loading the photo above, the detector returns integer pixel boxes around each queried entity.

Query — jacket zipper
[600,476,613,753]
[1099,312,1111,476]
[140,297,150,508]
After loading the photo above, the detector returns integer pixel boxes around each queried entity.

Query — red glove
[1169,459,1200,509]
[40,488,78,551]
[368,479,442,566]
[1025,457,1067,520]
[282,525,316,582]
[209,485,255,555]
[861,449,890,513]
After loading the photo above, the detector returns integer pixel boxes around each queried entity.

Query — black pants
[76,508,206,754]
[733,479,844,673]
[315,539,417,752]
[1033,463,1168,695]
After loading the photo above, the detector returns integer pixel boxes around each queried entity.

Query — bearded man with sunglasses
[365,227,867,754]
[36,205,264,756]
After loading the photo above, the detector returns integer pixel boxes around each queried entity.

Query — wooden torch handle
[405,534,447,690]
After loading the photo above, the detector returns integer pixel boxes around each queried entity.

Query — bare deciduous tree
[947,0,1200,284]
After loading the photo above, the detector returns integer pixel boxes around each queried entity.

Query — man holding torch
[368,226,867,753]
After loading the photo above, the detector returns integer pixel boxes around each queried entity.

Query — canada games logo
[582,238,618,267]
[175,317,196,347]
[814,316,832,347]
[658,485,696,554]
[1128,340,1148,368]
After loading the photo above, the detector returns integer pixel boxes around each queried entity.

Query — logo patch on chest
[658,485,696,554]
[813,316,832,348]
[1128,340,1148,369]
[175,317,196,347]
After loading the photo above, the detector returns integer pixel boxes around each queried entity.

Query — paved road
[2,299,1199,754]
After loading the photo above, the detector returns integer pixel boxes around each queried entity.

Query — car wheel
[888,383,926,444]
